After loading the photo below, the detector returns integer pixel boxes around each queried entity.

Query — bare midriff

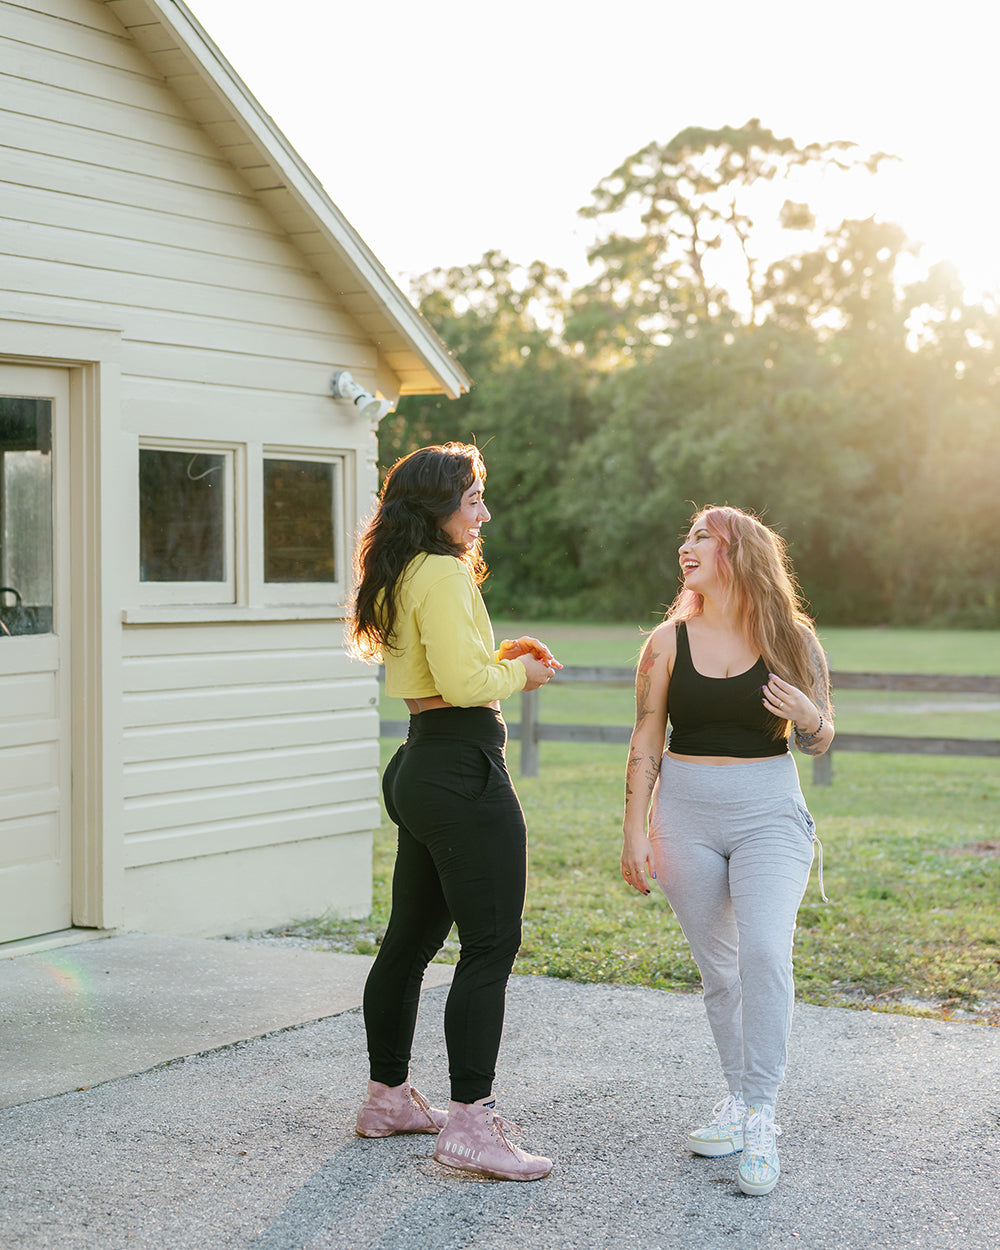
[404,695,500,714]
[666,751,775,766]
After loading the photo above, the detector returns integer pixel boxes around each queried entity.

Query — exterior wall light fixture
[331,370,393,423]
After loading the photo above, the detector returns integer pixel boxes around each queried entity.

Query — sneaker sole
[689,1134,743,1158]
[356,1126,443,1137]
[737,1170,779,1196]
[434,1151,553,1181]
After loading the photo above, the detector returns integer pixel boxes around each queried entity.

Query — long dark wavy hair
[348,443,487,660]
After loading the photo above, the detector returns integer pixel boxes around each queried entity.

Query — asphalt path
[0,935,997,1249]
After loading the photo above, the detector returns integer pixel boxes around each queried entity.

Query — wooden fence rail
[380,667,1000,784]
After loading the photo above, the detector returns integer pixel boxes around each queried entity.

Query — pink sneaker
[355,1079,448,1137]
[433,1095,553,1181]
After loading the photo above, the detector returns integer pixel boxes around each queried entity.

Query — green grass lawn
[293,625,1000,1025]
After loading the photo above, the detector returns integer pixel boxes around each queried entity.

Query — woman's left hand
[762,673,821,732]
[621,834,654,896]
[498,636,563,669]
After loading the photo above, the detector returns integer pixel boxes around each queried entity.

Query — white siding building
[0,0,468,943]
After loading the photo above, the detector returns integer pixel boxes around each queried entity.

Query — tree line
[380,120,1000,628]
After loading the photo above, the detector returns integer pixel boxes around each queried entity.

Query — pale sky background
[190,0,999,303]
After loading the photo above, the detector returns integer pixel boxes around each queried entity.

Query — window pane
[140,449,226,582]
[263,459,336,583]
[0,398,53,636]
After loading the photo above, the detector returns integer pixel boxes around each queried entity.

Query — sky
[189,0,1000,302]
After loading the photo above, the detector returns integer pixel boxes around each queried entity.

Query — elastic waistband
[660,751,804,806]
[405,705,507,747]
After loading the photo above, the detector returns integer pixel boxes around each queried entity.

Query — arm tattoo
[808,637,833,720]
[795,637,832,755]
[625,641,665,807]
[633,644,659,730]
[624,748,660,803]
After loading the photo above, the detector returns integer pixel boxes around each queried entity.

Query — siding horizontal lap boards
[1,19,176,114]
[118,384,366,435]
[124,681,368,725]
[1,254,357,337]
[123,800,380,869]
[24,0,126,37]
[3,113,255,197]
[1,0,446,926]
[5,75,222,162]
[114,345,345,394]
[3,4,134,62]
[0,23,367,345]
[123,739,374,798]
[0,179,297,267]
[5,0,457,396]
[123,643,362,687]
[122,628,380,867]
[123,710,377,764]
[0,146,278,240]
[3,221,330,307]
[124,770,374,836]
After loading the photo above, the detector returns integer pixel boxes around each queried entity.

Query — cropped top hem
[665,739,787,759]
[666,620,788,759]
[381,553,527,706]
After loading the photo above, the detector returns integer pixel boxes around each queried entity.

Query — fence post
[521,688,540,777]
[812,746,833,786]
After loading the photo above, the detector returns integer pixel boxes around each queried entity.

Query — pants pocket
[792,799,816,842]
[456,744,498,802]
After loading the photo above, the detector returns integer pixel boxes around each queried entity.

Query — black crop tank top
[666,620,787,758]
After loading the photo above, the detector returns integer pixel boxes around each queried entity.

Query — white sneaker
[738,1103,782,1195]
[688,1092,746,1157]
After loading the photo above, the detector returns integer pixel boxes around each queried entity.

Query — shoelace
[408,1087,433,1113]
[488,1108,523,1153]
[712,1094,744,1126]
[743,1109,782,1154]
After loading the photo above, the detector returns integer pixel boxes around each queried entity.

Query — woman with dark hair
[621,505,833,1197]
[348,443,559,1182]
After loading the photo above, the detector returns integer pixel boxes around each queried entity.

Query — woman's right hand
[521,653,556,691]
[499,636,562,668]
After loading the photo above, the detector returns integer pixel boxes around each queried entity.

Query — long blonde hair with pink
[667,506,827,735]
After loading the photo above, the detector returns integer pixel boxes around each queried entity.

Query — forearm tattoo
[625,748,660,803]
[625,644,663,805]
[794,639,833,756]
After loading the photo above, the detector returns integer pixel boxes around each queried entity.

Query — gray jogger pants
[649,752,818,1106]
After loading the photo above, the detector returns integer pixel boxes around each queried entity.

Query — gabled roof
[105,0,469,398]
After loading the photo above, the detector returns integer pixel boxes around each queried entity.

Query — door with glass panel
[0,365,71,943]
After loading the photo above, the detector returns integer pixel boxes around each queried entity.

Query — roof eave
[113,0,470,398]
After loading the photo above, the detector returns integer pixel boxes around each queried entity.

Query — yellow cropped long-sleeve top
[382,553,527,706]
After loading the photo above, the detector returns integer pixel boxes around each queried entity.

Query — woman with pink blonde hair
[621,505,834,1197]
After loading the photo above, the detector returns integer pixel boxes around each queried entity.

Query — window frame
[136,439,239,607]
[259,448,347,606]
[129,439,352,618]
